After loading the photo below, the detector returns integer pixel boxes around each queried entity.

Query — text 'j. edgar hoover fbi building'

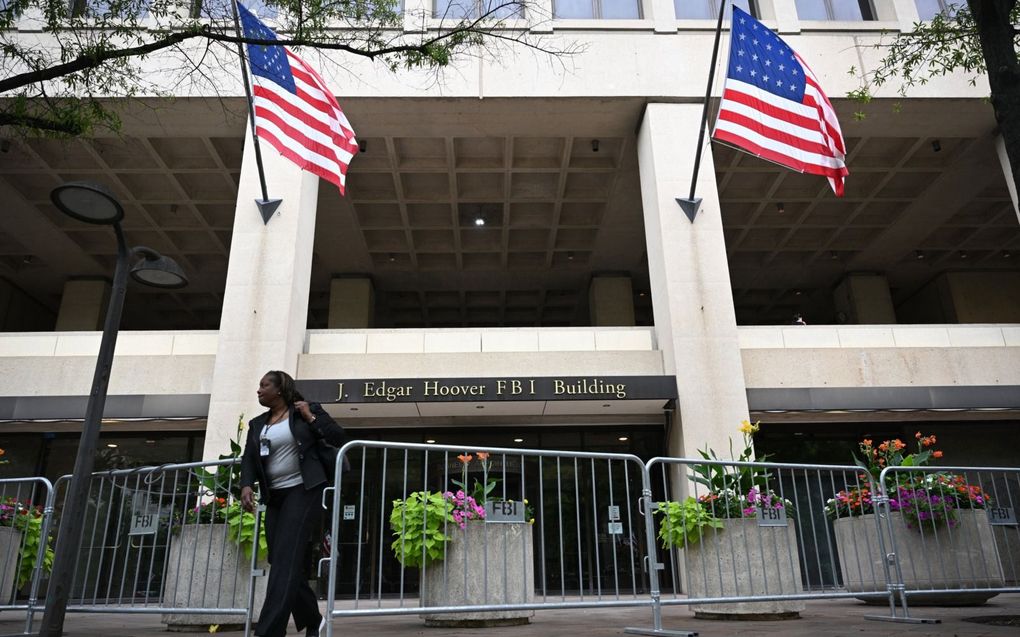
[1,0,1019,538]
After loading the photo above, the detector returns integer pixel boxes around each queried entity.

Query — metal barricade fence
[3,447,1016,634]
[876,464,1020,621]
[49,459,262,633]
[0,477,55,636]
[321,441,659,637]
[630,457,895,635]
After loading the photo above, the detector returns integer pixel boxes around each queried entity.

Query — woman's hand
[294,400,315,422]
[241,486,256,512]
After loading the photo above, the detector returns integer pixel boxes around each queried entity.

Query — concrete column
[328,276,374,328]
[637,103,749,461]
[202,125,320,460]
[588,276,635,326]
[403,0,428,33]
[890,0,921,31]
[649,0,676,33]
[833,274,897,324]
[55,279,111,331]
[995,135,1019,220]
[771,0,802,34]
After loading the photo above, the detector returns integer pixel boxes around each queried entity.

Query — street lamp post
[39,182,187,637]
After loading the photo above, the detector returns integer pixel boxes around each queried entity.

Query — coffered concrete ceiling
[0,96,1015,329]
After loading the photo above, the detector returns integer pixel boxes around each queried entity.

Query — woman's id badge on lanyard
[260,436,271,457]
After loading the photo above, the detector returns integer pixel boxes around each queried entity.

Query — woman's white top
[262,418,303,489]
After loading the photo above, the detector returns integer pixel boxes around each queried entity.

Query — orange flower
[893,439,906,450]
[878,442,888,452]
[476,452,490,461]
[877,458,885,466]
[457,454,473,464]
[861,439,872,447]
[932,450,943,459]
[915,431,922,439]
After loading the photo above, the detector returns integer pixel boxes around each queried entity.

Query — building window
[436,0,524,19]
[794,0,875,20]
[675,0,757,20]
[915,0,956,20]
[553,0,641,20]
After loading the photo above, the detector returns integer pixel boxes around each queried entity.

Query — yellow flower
[209,625,219,634]
[523,499,528,505]
[529,518,535,525]
[739,420,760,435]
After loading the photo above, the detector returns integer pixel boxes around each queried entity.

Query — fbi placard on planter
[485,500,525,523]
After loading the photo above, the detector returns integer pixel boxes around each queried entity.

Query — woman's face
[257,375,280,407]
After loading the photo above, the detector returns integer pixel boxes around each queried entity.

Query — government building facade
[0,0,1018,591]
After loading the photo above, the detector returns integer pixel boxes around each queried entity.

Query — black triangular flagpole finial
[676,197,702,223]
[256,198,283,224]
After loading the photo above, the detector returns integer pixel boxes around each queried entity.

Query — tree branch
[0,27,204,94]
[0,112,86,135]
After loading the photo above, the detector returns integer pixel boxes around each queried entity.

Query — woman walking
[240,370,345,637]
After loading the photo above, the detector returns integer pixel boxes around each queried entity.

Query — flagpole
[676,0,729,223]
[231,0,282,224]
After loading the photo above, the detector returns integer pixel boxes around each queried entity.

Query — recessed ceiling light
[145,440,156,444]
[514,438,524,443]
[425,439,436,444]
[776,202,785,214]
[602,403,611,408]
[106,443,118,448]
[349,407,359,411]
[476,405,485,409]
[618,436,628,442]
[474,217,485,226]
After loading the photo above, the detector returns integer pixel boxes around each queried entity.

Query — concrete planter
[422,521,534,627]
[162,525,268,630]
[833,510,1003,605]
[684,518,805,619]
[0,526,23,604]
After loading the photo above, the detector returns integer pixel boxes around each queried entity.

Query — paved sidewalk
[1,597,1018,637]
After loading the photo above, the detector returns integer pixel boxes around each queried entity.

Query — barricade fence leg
[862,467,939,624]
[622,483,696,637]
[23,480,56,636]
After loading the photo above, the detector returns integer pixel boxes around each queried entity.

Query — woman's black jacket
[239,402,345,504]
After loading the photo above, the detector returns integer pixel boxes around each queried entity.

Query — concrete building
[0,0,1018,592]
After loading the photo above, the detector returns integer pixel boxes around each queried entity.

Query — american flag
[238,2,358,194]
[712,7,848,196]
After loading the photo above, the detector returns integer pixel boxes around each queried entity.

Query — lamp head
[130,247,188,289]
[50,182,124,225]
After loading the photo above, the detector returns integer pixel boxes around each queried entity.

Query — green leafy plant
[183,497,267,562]
[654,498,723,548]
[689,420,792,519]
[389,491,455,568]
[195,414,246,500]
[0,497,54,589]
[176,414,267,561]
[690,420,772,497]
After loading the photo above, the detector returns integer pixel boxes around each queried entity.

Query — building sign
[297,376,677,404]
[485,500,526,523]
